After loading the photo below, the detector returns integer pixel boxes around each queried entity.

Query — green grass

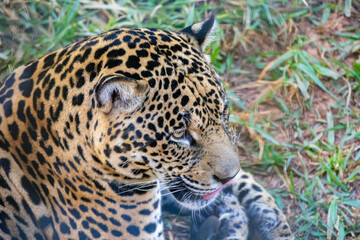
[1,0,359,239]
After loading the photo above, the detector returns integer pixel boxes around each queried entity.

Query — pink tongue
[202,179,235,200]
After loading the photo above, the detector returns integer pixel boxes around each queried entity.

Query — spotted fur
[0,17,292,239]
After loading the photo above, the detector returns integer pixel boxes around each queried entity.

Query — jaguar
[0,16,293,239]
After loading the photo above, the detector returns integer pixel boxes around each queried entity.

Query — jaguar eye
[170,129,195,146]
[171,129,186,139]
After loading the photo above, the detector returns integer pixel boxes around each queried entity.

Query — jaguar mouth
[166,176,233,209]
[202,179,234,200]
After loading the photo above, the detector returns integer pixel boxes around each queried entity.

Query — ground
[0,1,359,239]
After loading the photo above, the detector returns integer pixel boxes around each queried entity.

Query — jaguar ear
[95,75,148,114]
[179,15,216,51]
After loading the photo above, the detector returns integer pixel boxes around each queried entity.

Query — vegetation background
[0,0,359,239]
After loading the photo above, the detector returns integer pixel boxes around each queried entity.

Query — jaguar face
[91,16,240,209]
[163,118,241,209]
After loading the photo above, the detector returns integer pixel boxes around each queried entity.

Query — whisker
[161,188,187,197]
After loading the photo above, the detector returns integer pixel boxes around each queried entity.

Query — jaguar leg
[216,194,249,240]
[227,170,294,240]
[194,194,248,240]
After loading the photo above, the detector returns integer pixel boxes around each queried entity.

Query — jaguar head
[92,16,240,209]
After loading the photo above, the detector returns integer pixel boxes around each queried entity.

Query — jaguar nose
[213,173,237,185]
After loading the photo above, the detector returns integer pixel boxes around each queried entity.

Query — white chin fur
[177,195,216,210]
